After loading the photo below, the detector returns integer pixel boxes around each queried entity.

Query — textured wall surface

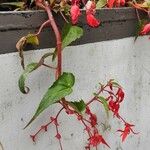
[0,36,150,150]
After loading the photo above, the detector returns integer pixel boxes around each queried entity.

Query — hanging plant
[3,0,150,149]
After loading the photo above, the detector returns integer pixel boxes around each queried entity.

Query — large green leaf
[24,72,75,128]
[97,96,109,117]
[18,63,38,94]
[68,100,86,114]
[52,24,83,60]
[61,23,83,48]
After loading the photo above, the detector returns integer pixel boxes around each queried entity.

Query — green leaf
[111,81,121,88]
[18,63,38,94]
[68,100,86,114]
[24,72,75,128]
[62,23,83,48]
[26,34,39,46]
[97,96,109,117]
[96,0,107,9]
[18,53,53,94]
[52,24,83,60]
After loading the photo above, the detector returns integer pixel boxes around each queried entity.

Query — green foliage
[52,23,83,60]
[61,23,83,48]
[18,63,38,94]
[96,0,107,8]
[68,100,86,114]
[97,96,109,117]
[18,53,53,94]
[24,72,75,128]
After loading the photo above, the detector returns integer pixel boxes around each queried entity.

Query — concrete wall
[0,36,150,150]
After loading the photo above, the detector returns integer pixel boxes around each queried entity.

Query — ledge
[0,8,146,54]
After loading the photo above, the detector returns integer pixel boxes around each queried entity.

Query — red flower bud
[70,4,81,24]
[55,133,61,140]
[86,14,100,27]
[141,23,150,35]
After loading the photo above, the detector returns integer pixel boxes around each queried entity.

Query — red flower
[117,123,138,142]
[90,113,97,127]
[70,4,81,24]
[109,100,120,116]
[85,1,100,27]
[141,23,150,35]
[107,0,125,8]
[116,88,124,103]
[107,0,115,8]
[85,106,91,115]
[89,133,110,147]
[115,0,125,7]
[86,14,100,27]
[55,133,61,140]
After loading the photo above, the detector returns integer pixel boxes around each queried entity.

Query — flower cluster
[29,80,138,150]
[17,0,140,149]
[70,0,100,27]
[107,0,125,8]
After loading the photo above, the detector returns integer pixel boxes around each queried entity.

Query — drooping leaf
[24,72,75,128]
[97,96,109,117]
[18,63,38,94]
[68,100,86,114]
[96,0,107,8]
[16,37,26,69]
[16,34,39,69]
[18,53,53,94]
[52,24,83,60]
[0,2,25,8]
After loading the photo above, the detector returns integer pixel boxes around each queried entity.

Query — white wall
[0,36,150,150]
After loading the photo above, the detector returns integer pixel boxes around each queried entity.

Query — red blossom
[90,113,97,127]
[107,0,115,8]
[70,4,81,24]
[140,23,150,35]
[109,100,120,116]
[107,0,125,8]
[41,125,48,131]
[86,14,100,27]
[55,133,61,140]
[85,106,91,115]
[117,123,138,142]
[89,133,110,148]
[85,0,100,27]
[30,135,36,142]
[116,88,125,103]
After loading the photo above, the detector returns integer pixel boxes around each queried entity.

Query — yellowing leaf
[96,0,107,9]
[26,34,39,46]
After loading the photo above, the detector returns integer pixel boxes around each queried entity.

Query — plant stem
[44,2,62,78]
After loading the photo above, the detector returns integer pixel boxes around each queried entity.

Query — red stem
[44,2,62,78]
[35,20,50,36]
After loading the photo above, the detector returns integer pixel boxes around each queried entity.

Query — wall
[0,36,150,150]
